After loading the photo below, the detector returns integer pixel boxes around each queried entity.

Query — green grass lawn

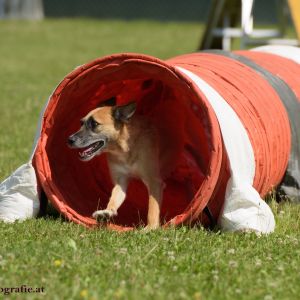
[0,19,299,300]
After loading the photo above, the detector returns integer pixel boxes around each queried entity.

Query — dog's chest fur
[108,154,141,177]
[107,117,160,182]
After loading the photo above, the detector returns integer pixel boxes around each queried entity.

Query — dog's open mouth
[79,140,105,161]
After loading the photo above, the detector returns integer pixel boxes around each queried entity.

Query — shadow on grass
[37,201,68,223]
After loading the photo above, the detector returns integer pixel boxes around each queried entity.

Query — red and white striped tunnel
[31,46,300,233]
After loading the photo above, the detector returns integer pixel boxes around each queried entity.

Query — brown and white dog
[68,98,164,229]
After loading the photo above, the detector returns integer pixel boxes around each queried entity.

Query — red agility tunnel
[32,48,300,231]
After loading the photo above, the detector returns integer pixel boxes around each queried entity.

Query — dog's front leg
[145,180,163,230]
[92,177,128,222]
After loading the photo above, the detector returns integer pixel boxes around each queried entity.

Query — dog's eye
[87,117,100,130]
[91,119,99,128]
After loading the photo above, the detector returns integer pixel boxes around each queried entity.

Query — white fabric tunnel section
[252,45,300,64]
[0,162,40,222]
[0,86,58,223]
[176,66,275,234]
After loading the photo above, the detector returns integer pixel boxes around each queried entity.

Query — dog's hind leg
[92,177,128,222]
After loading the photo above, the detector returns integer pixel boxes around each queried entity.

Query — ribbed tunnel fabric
[204,49,300,202]
[1,46,300,233]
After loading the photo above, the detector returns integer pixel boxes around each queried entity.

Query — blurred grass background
[0,19,203,178]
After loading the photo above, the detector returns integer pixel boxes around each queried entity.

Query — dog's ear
[98,97,117,107]
[112,101,137,123]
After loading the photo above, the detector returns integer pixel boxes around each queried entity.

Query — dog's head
[68,97,136,161]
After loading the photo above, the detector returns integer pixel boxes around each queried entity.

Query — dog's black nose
[68,135,76,147]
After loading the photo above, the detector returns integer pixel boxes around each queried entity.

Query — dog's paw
[92,209,117,222]
[142,224,160,231]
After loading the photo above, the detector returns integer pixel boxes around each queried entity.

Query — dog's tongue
[79,146,94,159]
[78,141,104,160]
